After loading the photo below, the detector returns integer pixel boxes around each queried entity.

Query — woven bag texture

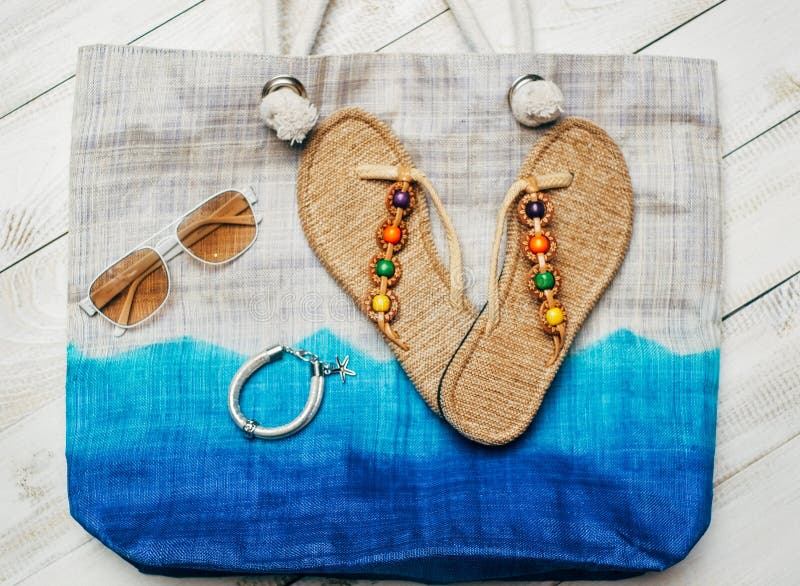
[67,45,721,580]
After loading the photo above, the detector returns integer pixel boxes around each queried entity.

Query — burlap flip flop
[438,118,634,445]
[297,108,478,413]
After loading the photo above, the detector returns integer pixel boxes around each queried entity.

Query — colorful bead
[375,259,395,278]
[383,225,402,244]
[534,271,555,290]
[545,307,564,326]
[392,190,411,209]
[517,193,552,228]
[525,200,546,219]
[529,234,550,254]
[372,294,391,312]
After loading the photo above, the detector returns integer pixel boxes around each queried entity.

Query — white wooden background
[1,0,798,584]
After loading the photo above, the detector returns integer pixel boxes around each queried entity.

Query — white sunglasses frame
[79,187,261,337]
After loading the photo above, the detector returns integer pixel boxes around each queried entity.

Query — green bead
[534,271,555,290]
[375,259,395,278]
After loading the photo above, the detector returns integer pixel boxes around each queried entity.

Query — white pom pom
[509,77,564,128]
[259,88,319,145]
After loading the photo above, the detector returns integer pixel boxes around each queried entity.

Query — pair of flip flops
[298,108,633,445]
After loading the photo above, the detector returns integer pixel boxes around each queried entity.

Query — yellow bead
[545,307,564,326]
[372,294,391,313]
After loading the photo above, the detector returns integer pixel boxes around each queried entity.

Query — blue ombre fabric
[67,47,721,580]
[67,330,718,580]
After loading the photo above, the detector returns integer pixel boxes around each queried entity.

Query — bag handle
[260,0,329,55]
[258,1,533,56]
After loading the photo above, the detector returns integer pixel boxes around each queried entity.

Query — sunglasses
[79,188,260,336]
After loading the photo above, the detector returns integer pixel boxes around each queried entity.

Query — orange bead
[383,225,402,244]
[529,234,550,254]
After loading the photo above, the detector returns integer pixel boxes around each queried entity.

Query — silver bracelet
[228,344,355,440]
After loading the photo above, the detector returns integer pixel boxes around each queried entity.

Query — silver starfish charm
[332,355,356,383]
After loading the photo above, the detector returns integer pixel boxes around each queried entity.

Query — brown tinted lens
[89,248,169,327]
[177,191,256,263]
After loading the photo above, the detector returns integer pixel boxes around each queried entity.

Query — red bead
[529,234,550,254]
[383,225,402,244]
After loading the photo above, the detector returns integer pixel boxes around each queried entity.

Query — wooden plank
[293,578,555,586]
[0,0,202,118]
[639,0,800,153]
[379,9,469,53]
[0,0,444,116]
[313,0,446,54]
[19,539,295,585]
[0,238,66,431]
[382,0,720,54]
[434,0,720,54]
[715,272,800,484]
[533,0,718,54]
[0,87,73,275]
[0,399,79,584]
[559,435,800,585]
[721,113,800,315]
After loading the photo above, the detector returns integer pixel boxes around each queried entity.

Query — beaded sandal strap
[356,164,466,350]
[486,172,574,366]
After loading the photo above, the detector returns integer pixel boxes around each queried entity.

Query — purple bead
[525,200,546,219]
[392,190,411,209]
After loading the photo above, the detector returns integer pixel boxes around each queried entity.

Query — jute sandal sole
[297,108,478,414]
[438,118,634,445]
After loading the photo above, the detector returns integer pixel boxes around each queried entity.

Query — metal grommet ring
[507,74,544,107]
[261,75,308,99]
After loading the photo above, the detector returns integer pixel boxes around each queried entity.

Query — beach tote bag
[66,19,721,582]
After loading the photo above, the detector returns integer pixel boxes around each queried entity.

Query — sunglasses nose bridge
[154,235,182,262]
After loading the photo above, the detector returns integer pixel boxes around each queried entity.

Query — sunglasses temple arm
[175,196,254,248]
[181,216,256,231]
[89,253,167,311]
[114,262,163,327]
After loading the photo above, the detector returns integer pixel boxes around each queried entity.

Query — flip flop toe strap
[357,164,466,350]
[487,172,573,366]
